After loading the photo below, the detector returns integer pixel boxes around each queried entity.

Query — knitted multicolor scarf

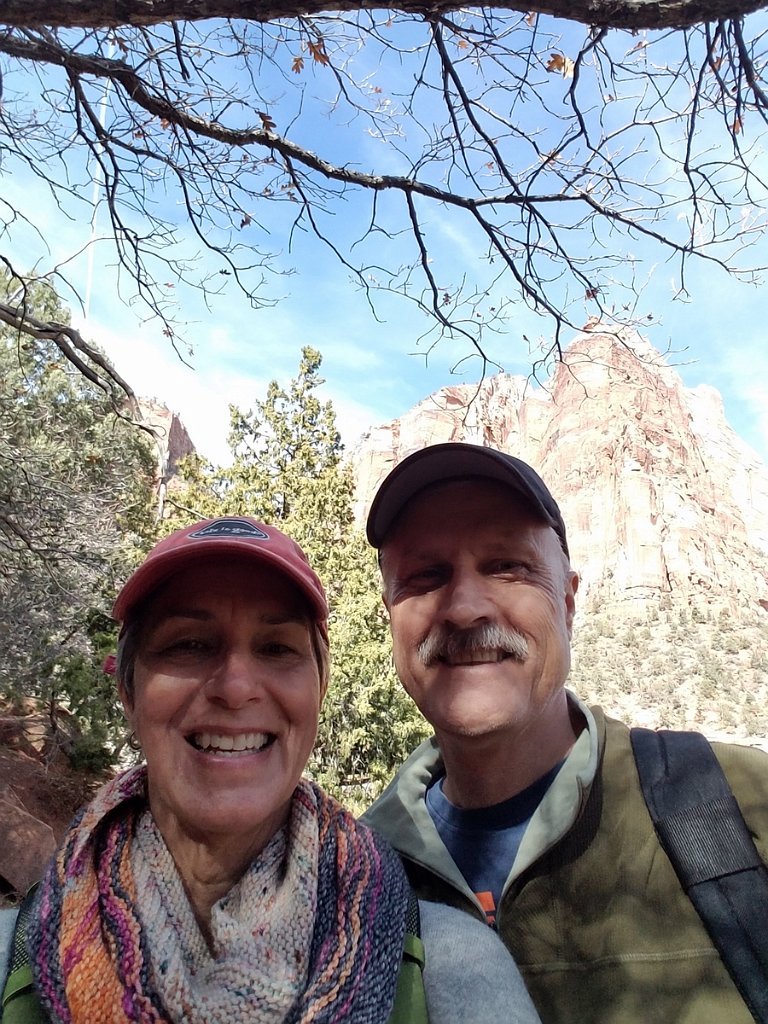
[28,765,410,1024]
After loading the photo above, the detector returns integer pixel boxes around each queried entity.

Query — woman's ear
[118,680,133,720]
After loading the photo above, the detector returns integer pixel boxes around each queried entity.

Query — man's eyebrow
[390,544,444,563]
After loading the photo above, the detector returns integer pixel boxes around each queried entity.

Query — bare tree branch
[0,299,138,400]
[1,8,766,383]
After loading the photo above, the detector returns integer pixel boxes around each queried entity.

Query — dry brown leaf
[292,55,304,74]
[308,39,330,66]
[526,12,536,26]
[546,53,575,78]
[258,111,276,131]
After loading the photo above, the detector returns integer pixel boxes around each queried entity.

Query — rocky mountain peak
[351,323,768,614]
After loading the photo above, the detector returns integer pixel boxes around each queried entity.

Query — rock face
[136,399,196,485]
[0,717,102,896]
[0,797,56,894]
[351,325,768,611]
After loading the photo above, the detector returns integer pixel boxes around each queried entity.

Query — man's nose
[439,570,495,629]
[206,649,263,707]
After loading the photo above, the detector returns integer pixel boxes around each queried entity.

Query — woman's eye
[262,642,296,657]
[164,638,210,655]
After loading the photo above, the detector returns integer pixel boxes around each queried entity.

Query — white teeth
[445,650,506,665]
[194,731,269,753]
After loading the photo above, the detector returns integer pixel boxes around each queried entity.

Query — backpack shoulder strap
[631,727,768,1024]
[388,890,428,1024]
[1,885,46,1024]
[0,908,19,997]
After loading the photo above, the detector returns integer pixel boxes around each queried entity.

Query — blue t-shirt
[426,762,563,926]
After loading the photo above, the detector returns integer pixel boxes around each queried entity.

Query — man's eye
[493,560,528,574]
[409,567,443,583]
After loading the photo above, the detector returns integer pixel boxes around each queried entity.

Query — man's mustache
[417,623,529,667]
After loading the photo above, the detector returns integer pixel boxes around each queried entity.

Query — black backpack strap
[631,727,768,1024]
[405,888,421,939]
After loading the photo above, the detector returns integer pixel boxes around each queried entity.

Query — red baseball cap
[113,517,328,630]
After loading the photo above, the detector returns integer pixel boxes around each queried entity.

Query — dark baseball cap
[365,442,568,556]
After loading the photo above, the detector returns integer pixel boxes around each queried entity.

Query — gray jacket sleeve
[419,900,542,1024]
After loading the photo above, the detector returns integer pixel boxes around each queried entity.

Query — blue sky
[2,15,767,467]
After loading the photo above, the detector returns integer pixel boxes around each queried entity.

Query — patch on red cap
[188,519,269,541]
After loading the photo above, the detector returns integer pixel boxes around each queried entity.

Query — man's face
[380,479,578,749]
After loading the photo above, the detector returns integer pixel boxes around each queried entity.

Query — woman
[16,517,541,1024]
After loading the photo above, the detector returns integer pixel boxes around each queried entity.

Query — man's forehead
[388,529,544,563]
[384,496,555,562]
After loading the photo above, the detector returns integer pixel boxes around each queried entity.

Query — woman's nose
[206,649,263,707]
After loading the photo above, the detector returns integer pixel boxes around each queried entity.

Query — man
[362,442,768,1024]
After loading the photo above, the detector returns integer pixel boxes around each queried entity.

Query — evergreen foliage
[0,271,156,766]
[570,600,768,740]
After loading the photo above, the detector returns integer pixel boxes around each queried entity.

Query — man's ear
[565,571,579,636]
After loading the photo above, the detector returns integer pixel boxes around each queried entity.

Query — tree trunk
[1,0,765,32]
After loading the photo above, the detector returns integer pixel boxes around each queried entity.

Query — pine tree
[0,271,156,767]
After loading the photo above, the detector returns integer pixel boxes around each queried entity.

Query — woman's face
[122,556,321,857]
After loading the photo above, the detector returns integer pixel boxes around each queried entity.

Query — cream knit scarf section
[132,790,318,1023]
